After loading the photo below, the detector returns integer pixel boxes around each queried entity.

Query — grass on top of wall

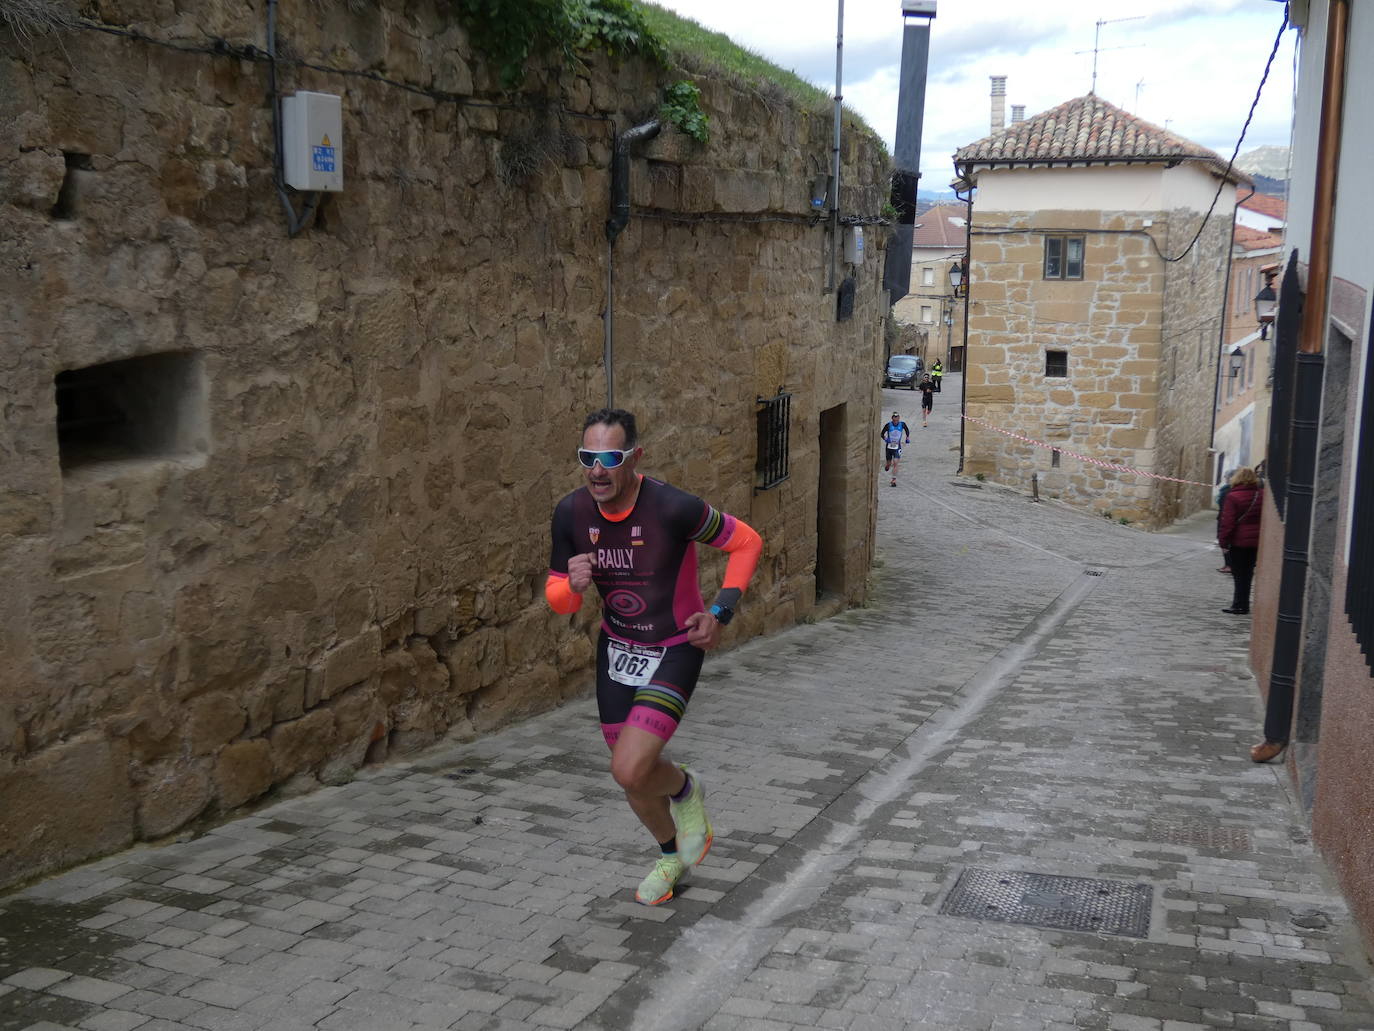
[638,2,882,146]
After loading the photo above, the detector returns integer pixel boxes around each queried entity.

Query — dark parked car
[884,354,924,389]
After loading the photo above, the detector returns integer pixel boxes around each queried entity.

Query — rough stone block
[0,149,66,211]
[306,628,382,708]
[186,693,246,756]
[269,709,336,779]
[324,680,385,753]
[214,739,273,810]
[0,734,134,890]
[135,757,212,839]
[467,663,558,733]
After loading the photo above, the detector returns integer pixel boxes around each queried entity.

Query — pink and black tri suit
[546,476,762,748]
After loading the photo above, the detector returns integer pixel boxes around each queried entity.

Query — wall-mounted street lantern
[949,260,965,296]
[1229,345,1245,378]
[1254,280,1277,339]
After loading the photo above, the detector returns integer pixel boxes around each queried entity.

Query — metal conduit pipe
[603,119,661,408]
[1263,0,1348,750]
[266,0,320,237]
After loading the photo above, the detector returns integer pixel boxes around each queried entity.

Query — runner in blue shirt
[881,411,911,487]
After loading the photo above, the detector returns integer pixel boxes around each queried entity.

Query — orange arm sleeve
[718,519,763,593]
[544,573,583,615]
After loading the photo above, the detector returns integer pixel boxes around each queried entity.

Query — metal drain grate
[939,868,1152,938]
[1146,818,1252,853]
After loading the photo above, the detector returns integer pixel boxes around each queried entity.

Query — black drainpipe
[603,119,661,408]
[1262,0,1347,751]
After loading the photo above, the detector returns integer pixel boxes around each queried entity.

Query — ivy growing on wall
[660,80,708,144]
[452,0,664,89]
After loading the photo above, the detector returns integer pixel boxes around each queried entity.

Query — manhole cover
[939,868,1152,938]
[1146,818,1252,853]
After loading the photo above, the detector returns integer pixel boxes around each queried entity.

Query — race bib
[606,639,665,687]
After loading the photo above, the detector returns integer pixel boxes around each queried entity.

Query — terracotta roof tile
[913,204,966,248]
[954,94,1247,184]
[1234,224,1282,251]
[1239,193,1286,220]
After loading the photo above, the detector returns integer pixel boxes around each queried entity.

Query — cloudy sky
[650,0,1297,190]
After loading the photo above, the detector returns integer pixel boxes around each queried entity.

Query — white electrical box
[844,226,864,264]
[282,91,344,192]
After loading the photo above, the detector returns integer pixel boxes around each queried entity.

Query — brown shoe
[1250,740,1286,763]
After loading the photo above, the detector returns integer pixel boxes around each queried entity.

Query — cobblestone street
[3,375,1372,1031]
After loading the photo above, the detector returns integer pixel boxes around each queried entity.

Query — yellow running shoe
[670,765,713,866]
[635,854,686,905]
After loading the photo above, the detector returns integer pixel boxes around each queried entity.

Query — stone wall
[1152,206,1233,524]
[962,201,1228,527]
[0,0,890,889]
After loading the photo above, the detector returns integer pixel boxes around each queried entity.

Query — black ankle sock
[659,837,678,855]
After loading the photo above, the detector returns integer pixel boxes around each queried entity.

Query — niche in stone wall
[54,351,209,473]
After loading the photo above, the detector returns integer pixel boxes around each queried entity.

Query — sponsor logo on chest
[597,547,636,570]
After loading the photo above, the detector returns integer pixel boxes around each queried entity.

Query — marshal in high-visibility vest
[931,359,943,392]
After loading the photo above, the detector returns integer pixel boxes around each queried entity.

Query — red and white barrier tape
[960,415,1213,487]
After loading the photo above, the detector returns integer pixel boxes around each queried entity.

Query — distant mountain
[917,190,957,211]
[1235,145,1289,180]
[1249,173,1287,197]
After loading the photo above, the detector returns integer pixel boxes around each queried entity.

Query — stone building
[953,95,1243,526]
[892,203,965,373]
[1213,195,1285,484]
[0,1,890,888]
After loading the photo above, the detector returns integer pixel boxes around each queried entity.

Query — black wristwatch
[708,603,734,626]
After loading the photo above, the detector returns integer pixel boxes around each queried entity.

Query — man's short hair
[584,408,638,447]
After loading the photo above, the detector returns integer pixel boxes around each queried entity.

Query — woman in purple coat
[1218,467,1264,615]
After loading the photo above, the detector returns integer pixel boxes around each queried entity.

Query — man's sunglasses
[577,447,635,469]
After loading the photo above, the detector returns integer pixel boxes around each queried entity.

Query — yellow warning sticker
[321,134,332,147]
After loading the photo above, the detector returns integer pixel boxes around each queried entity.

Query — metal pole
[944,298,953,369]
[828,0,844,294]
[956,187,972,473]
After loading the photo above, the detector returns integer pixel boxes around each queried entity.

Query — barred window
[756,391,791,492]
[1044,236,1084,280]
[1344,317,1374,672]
[1045,350,1068,377]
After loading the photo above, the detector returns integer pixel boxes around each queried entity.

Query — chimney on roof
[1011,104,1025,124]
[990,75,1006,132]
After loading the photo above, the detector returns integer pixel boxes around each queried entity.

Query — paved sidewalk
[3,375,1372,1031]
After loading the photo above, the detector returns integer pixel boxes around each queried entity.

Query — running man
[881,411,911,487]
[546,409,763,905]
[918,374,935,427]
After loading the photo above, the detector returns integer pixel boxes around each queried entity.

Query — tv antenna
[1075,15,1145,94]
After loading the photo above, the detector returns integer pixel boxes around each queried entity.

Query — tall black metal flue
[883,4,936,307]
